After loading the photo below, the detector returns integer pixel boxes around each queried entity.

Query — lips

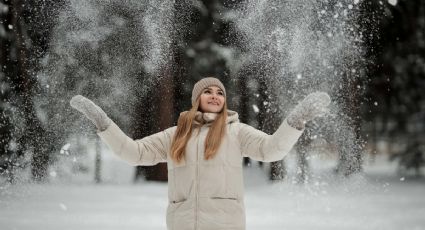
[208,102,219,106]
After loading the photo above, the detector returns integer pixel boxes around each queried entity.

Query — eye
[218,91,224,96]
[204,90,211,94]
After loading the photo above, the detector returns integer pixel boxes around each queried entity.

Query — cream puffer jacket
[97,110,303,230]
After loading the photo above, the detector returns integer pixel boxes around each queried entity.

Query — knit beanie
[191,77,226,105]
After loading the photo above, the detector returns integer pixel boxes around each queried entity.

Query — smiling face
[199,86,225,113]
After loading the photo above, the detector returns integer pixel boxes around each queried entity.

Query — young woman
[70,77,330,230]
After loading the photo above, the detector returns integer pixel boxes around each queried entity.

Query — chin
[211,108,223,113]
[203,107,223,113]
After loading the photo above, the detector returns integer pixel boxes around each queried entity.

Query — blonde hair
[171,97,228,163]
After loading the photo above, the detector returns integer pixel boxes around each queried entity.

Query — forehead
[204,86,223,91]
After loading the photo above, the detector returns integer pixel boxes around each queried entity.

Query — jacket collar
[179,110,239,126]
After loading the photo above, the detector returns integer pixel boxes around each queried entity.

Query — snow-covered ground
[1,154,424,230]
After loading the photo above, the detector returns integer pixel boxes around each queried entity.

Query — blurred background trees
[0,0,424,184]
[362,0,425,176]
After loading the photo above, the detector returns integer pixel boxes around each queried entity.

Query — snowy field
[1,154,424,230]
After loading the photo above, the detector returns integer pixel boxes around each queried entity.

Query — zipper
[194,128,202,230]
[195,126,207,230]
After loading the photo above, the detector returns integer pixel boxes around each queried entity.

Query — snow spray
[234,0,367,177]
[31,0,174,180]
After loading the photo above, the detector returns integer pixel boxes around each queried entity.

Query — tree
[232,0,367,179]
[32,0,176,182]
[363,0,425,175]
[0,0,61,182]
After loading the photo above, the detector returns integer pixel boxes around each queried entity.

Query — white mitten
[70,95,112,131]
[287,92,331,130]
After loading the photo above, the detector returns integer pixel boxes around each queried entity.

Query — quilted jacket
[97,110,303,230]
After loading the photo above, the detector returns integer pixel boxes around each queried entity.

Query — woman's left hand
[287,92,331,130]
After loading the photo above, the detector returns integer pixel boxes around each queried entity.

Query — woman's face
[199,86,225,113]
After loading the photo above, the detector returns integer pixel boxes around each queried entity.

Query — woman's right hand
[70,95,112,131]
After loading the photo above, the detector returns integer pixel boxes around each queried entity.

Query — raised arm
[70,95,173,166]
[238,92,331,162]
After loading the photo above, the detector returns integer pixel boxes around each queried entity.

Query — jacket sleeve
[96,120,175,166]
[236,119,304,162]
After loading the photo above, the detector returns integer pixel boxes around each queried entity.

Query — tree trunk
[257,77,286,180]
[295,132,311,184]
[335,75,363,176]
[237,74,253,167]
[143,74,174,182]
[133,85,156,182]
[10,0,50,182]
[94,139,102,183]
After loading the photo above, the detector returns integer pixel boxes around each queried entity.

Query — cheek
[199,95,209,108]
[200,95,208,104]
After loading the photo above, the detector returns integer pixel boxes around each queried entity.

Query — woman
[70,77,330,230]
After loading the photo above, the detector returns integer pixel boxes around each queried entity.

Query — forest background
[0,0,424,184]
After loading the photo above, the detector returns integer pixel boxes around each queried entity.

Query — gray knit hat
[191,77,226,105]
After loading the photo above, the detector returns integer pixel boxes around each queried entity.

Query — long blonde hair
[171,97,228,163]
